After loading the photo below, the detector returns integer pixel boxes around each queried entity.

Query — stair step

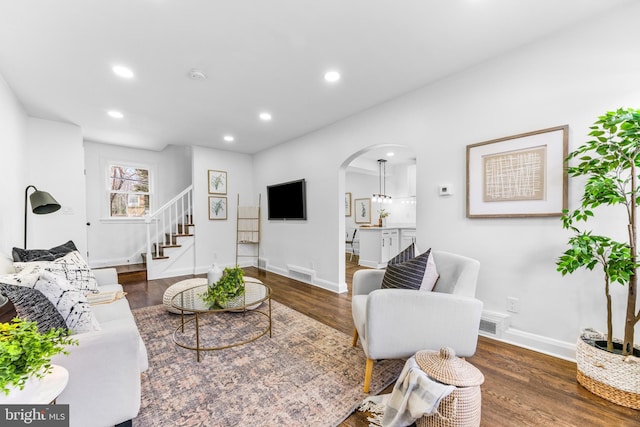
[114,264,147,284]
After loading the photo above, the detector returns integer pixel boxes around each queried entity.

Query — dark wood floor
[124,257,639,427]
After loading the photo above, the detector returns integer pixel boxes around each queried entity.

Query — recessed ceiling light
[108,110,124,119]
[387,152,395,157]
[223,135,235,143]
[112,65,134,79]
[259,112,272,121]
[324,70,341,82]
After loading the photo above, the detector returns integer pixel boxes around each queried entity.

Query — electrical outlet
[506,297,520,313]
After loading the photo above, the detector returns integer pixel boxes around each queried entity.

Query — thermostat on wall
[439,185,453,196]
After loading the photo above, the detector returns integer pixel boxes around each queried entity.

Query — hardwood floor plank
[123,257,639,426]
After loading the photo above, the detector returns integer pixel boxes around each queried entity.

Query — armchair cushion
[381,249,430,290]
[389,243,415,265]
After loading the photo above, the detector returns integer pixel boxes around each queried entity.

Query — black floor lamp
[24,185,61,248]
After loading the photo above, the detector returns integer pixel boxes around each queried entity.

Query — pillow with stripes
[381,248,430,290]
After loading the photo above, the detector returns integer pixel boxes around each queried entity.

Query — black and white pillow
[12,240,78,262]
[14,250,99,294]
[0,283,68,333]
[33,270,101,334]
[381,248,431,290]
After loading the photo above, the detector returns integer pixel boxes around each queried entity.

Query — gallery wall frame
[354,198,371,224]
[345,192,352,217]
[466,125,568,218]
[209,196,227,220]
[208,170,227,194]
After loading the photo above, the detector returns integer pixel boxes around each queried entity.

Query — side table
[0,365,69,404]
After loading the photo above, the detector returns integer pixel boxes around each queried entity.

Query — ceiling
[0,1,631,154]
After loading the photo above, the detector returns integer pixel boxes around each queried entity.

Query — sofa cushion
[12,240,78,262]
[34,270,101,334]
[381,249,430,290]
[14,251,99,294]
[0,283,68,332]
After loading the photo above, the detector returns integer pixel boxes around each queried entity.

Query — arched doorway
[339,145,417,289]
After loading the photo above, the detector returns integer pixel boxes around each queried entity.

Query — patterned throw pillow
[12,240,78,262]
[381,249,431,290]
[0,283,68,332]
[14,251,99,294]
[388,243,415,266]
[33,270,100,334]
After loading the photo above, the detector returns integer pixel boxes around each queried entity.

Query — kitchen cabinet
[358,227,400,268]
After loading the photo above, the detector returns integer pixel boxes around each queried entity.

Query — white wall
[253,4,640,355]
[191,145,255,273]
[0,74,28,255]
[83,141,192,266]
[26,118,86,255]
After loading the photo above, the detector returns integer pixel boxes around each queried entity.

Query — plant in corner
[556,108,640,408]
[201,266,245,309]
[0,318,78,396]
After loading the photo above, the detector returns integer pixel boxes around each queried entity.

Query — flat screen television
[267,179,307,220]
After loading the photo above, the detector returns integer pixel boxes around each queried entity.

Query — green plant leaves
[200,266,245,309]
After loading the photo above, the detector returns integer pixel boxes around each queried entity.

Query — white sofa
[0,254,148,427]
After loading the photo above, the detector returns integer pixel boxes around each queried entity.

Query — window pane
[110,193,149,217]
[110,166,149,193]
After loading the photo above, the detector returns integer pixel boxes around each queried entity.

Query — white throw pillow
[14,250,99,294]
[34,270,101,334]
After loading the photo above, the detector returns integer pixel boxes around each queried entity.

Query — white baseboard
[481,327,577,362]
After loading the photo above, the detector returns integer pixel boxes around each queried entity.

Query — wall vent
[479,310,511,338]
[287,264,315,284]
[258,258,267,269]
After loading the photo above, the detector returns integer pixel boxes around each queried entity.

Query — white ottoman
[162,278,206,314]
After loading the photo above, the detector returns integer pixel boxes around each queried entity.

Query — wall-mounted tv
[267,179,307,220]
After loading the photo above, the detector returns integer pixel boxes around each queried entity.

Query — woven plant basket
[415,347,484,427]
[576,333,640,410]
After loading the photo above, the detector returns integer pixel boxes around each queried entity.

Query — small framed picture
[209,196,227,220]
[354,198,371,224]
[345,192,352,217]
[208,170,227,194]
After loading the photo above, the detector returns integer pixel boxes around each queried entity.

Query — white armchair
[351,250,483,392]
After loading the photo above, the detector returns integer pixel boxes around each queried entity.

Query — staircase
[142,185,196,280]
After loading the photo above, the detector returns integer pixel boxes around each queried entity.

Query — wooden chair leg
[352,329,359,347]
[363,358,374,393]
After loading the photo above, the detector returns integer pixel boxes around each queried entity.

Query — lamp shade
[29,190,61,214]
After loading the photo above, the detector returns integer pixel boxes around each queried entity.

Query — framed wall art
[354,198,371,224]
[466,125,568,218]
[208,196,227,220]
[208,170,227,194]
[345,192,352,217]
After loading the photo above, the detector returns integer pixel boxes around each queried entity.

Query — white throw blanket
[359,356,455,427]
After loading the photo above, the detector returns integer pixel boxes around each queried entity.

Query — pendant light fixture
[371,159,392,204]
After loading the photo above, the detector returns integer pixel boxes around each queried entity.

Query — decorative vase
[207,263,222,286]
[378,218,383,227]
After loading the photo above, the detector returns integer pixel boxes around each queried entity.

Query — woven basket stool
[415,347,484,427]
[162,278,205,314]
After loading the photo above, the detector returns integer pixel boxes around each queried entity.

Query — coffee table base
[173,298,272,362]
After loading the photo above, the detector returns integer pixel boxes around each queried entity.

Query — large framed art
[466,125,568,218]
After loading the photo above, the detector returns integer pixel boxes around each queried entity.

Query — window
[109,164,150,217]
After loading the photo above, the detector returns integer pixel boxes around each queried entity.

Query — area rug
[132,301,404,426]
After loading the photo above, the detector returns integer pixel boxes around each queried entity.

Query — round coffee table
[171,278,271,362]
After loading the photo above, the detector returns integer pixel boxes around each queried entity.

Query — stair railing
[144,185,193,261]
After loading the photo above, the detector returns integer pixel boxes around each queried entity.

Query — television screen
[267,179,307,220]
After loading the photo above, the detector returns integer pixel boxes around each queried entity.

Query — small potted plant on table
[557,107,640,409]
[201,266,245,309]
[1,318,77,396]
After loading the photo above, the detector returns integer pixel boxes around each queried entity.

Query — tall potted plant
[557,107,640,408]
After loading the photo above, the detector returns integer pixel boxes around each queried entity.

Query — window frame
[104,161,155,221]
